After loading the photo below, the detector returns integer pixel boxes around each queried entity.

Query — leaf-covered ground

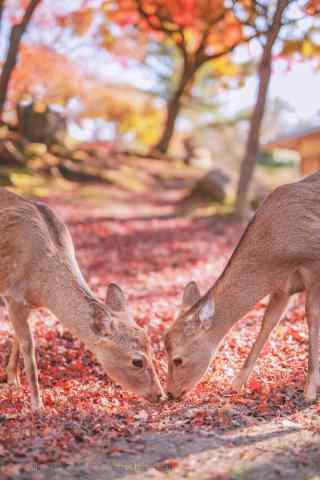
[0,183,320,480]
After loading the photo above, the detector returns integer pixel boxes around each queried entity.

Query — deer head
[165,281,217,400]
[91,283,164,403]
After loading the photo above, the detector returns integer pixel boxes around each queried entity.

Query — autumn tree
[79,80,162,148]
[105,0,250,154]
[8,45,87,120]
[234,0,320,218]
[0,0,42,120]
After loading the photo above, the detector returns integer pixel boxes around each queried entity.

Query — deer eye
[173,357,183,367]
[132,358,144,368]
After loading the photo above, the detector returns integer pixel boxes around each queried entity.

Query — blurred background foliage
[0,0,320,214]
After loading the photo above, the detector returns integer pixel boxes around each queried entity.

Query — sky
[220,60,320,124]
[270,61,320,120]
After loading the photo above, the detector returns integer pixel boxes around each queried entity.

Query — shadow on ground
[38,421,320,480]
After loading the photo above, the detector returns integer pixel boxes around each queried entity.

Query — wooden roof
[264,125,320,150]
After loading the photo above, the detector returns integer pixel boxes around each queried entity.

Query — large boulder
[17,103,66,145]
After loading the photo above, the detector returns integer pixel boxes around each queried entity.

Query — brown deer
[165,172,320,402]
[0,188,164,411]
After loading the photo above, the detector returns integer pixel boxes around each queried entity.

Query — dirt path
[30,419,320,480]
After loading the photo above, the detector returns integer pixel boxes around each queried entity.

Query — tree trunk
[155,90,183,154]
[154,66,193,154]
[0,0,41,121]
[235,0,289,218]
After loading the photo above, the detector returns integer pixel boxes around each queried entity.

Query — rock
[188,169,231,204]
[17,102,66,145]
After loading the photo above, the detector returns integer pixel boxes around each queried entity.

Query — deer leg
[6,336,20,386]
[304,288,320,402]
[233,291,289,391]
[8,300,43,412]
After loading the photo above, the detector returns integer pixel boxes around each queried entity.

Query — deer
[0,188,164,411]
[165,172,320,403]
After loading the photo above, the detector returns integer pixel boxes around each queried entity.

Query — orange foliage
[105,0,244,56]
[305,0,320,14]
[57,7,94,35]
[9,45,86,109]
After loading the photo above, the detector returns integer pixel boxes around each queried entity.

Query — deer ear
[183,297,215,336]
[199,297,215,331]
[90,308,113,337]
[105,283,126,312]
[182,281,201,309]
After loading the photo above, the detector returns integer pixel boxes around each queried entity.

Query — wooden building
[265,125,320,175]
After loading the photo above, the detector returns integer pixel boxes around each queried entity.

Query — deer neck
[210,249,273,335]
[40,260,100,348]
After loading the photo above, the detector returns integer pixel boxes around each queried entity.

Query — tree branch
[262,0,289,59]
[136,0,189,70]
[0,0,5,32]
[195,6,232,61]
[281,12,319,27]
[197,31,261,66]
[20,0,42,31]
[174,27,189,67]
[136,0,179,34]
[255,0,268,17]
